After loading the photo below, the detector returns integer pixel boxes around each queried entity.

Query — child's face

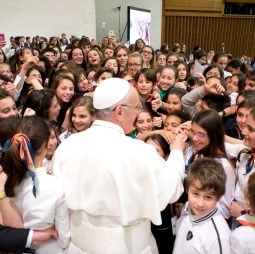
[136,74,153,98]
[146,139,166,159]
[159,68,176,91]
[104,59,118,75]
[205,67,221,79]
[188,180,218,216]
[20,48,33,63]
[71,106,95,132]
[177,64,187,81]
[190,122,210,152]
[163,115,182,132]
[216,56,227,70]
[135,112,153,134]
[242,114,255,148]
[236,107,251,132]
[226,75,239,94]
[166,94,182,113]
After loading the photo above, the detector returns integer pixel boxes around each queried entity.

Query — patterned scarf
[2,133,36,197]
[237,148,255,175]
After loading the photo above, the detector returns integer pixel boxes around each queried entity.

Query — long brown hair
[2,116,50,197]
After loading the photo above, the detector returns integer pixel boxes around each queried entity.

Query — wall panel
[163,10,255,57]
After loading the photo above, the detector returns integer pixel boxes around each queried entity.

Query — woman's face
[177,64,187,81]
[226,75,239,94]
[236,107,251,132]
[137,40,145,49]
[71,106,95,132]
[205,67,221,79]
[190,122,210,152]
[136,73,153,98]
[135,111,153,134]
[141,46,153,63]
[48,96,60,121]
[159,68,176,91]
[46,128,58,159]
[77,73,90,92]
[50,37,58,46]
[216,56,228,70]
[116,48,128,68]
[72,48,84,65]
[156,54,166,67]
[56,79,75,104]
[104,59,118,75]
[146,139,166,159]
[28,69,42,85]
[88,50,101,66]
[166,94,182,113]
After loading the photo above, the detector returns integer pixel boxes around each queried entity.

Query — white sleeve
[230,232,244,254]
[217,159,235,219]
[54,183,70,248]
[225,142,246,159]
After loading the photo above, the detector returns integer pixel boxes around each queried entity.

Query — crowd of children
[0,33,255,253]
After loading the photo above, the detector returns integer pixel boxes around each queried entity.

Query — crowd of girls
[1,34,255,253]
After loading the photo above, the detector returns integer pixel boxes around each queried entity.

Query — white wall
[0,0,162,49]
[95,0,162,50]
[0,0,96,42]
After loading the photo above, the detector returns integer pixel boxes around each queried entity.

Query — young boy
[173,158,231,254]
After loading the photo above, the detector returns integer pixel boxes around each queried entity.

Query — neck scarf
[2,133,36,197]
[237,148,255,175]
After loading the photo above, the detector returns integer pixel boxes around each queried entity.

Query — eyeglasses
[188,130,207,140]
[141,50,152,55]
[127,63,141,68]
[121,104,143,112]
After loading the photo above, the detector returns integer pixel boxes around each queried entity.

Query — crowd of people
[0,33,255,253]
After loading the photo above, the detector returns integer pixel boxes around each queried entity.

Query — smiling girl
[185,109,235,220]
[59,96,95,141]
[51,73,75,129]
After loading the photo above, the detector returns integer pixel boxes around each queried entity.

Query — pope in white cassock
[52,78,186,254]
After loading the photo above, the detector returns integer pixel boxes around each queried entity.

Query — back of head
[186,157,226,199]
[201,93,231,112]
[193,50,206,60]
[2,115,50,197]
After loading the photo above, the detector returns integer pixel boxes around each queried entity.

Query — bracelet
[0,191,6,200]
